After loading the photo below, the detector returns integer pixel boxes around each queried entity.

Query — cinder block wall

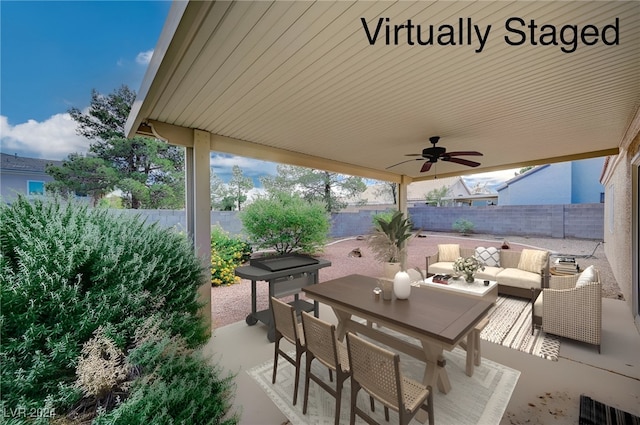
[113,203,604,240]
[407,204,604,240]
[329,209,388,238]
[114,210,244,235]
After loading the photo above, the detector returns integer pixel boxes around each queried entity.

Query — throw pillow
[517,249,549,274]
[438,244,460,262]
[475,246,501,267]
[576,265,596,287]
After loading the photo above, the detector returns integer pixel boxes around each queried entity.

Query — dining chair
[346,332,435,425]
[300,311,350,425]
[270,297,305,406]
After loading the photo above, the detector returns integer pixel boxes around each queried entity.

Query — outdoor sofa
[425,244,550,299]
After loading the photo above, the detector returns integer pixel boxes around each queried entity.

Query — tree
[239,192,329,254]
[210,172,229,210]
[516,166,535,176]
[373,181,398,204]
[227,165,253,211]
[48,85,185,209]
[260,164,366,212]
[45,154,118,205]
[210,167,254,211]
[424,185,450,206]
[68,85,134,142]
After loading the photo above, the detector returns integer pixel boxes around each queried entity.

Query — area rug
[248,347,520,425]
[579,395,640,425]
[481,295,560,361]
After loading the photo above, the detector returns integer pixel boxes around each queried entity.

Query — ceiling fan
[387,136,483,173]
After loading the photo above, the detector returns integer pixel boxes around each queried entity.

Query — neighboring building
[347,176,498,209]
[409,176,497,206]
[496,158,605,206]
[0,153,62,201]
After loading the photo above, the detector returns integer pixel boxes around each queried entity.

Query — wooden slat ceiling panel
[151,1,234,123]
[136,0,640,180]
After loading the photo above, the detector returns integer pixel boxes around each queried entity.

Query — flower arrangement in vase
[453,256,485,283]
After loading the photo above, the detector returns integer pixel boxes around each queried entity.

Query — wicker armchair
[346,332,435,425]
[270,297,305,405]
[532,268,602,353]
[300,312,350,425]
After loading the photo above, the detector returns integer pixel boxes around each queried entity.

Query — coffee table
[419,276,498,304]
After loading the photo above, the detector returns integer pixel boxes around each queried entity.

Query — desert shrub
[367,211,415,263]
[0,196,213,416]
[371,211,394,230]
[239,192,329,254]
[92,332,237,425]
[210,226,252,287]
[452,218,475,235]
[75,326,131,400]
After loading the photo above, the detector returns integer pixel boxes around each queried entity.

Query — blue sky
[1,1,170,157]
[0,0,513,189]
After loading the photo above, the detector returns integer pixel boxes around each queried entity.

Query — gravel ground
[211,232,618,329]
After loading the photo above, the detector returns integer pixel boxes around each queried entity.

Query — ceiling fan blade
[446,151,483,157]
[420,161,432,172]
[405,153,423,157]
[386,158,422,169]
[442,157,481,167]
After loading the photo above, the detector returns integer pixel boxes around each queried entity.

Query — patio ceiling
[126,1,640,183]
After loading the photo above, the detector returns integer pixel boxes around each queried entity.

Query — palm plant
[367,211,415,267]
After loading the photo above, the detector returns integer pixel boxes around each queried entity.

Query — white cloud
[210,154,278,178]
[136,50,154,65]
[0,114,90,160]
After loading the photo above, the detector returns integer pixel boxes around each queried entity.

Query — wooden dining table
[303,274,493,397]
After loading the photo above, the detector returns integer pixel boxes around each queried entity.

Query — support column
[398,175,410,216]
[186,129,212,333]
[398,175,411,269]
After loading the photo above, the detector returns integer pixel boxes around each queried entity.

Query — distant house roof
[407,177,471,202]
[495,165,549,191]
[442,193,499,204]
[0,153,62,173]
[345,176,472,206]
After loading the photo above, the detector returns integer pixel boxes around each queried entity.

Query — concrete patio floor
[205,297,640,425]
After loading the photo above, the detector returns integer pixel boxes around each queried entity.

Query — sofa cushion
[438,244,460,262]
[576,265,596,287]
[475,246,501,267]
[428,261,455,275]
[475,266,503,280]
[497,267,542,289]
[517,249,548,274]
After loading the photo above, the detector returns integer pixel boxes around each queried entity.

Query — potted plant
[367,211,416,278]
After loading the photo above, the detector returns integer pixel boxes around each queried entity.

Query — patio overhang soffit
[126,1,640,184]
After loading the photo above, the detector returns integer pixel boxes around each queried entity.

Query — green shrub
[239,193,330,254]
[452,218,475,235]
[93,333,237,425]
[211,226,252,287]
[0,196,214,416]
[371,211,394,230]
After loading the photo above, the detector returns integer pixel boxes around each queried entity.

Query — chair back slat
[301,311,339,370]
[271,297,299,344]
[347,332,401,409]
